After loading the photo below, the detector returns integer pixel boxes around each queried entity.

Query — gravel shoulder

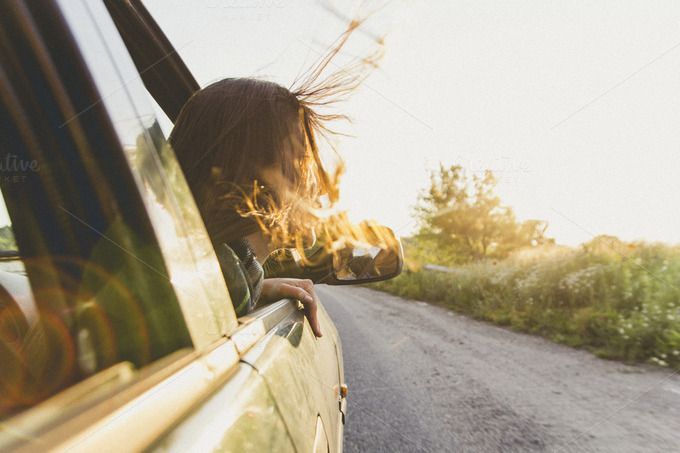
[319,285,680,453]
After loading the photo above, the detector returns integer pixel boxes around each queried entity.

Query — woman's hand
[259,278,323,337]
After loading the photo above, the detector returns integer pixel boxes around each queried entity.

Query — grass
[372,241,680,369]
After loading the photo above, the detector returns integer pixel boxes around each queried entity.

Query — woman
[169,23,381,337]
[169,78,338,338]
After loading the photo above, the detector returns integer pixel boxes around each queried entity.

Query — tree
[415,164,550,263]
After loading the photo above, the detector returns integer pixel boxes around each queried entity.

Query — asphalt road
[318,285,680,453]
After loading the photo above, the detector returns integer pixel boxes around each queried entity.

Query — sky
[142,0,680,246]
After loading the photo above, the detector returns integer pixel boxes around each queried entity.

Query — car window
[0,0,195,421]
[0,190,40,418]
[57,0,239,344]
[0,181,190,420]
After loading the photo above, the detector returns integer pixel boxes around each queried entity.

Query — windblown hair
[170,22,382,249]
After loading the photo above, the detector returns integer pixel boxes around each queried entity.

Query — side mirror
[263,224,403,285]
[326,229,403,284]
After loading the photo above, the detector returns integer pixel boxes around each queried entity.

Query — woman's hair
[170,78,312,246]
[169,22,382,248]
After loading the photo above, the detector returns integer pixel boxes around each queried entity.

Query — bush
[372,242,680,369]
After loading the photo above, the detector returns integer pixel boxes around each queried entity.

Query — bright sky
[144,0,680,246]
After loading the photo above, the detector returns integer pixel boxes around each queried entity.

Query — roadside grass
[371,242,680,370]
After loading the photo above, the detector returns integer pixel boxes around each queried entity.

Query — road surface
[318,285,680,453]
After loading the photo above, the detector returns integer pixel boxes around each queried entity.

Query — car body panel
[240,300,343,453]
[149,363,296,453]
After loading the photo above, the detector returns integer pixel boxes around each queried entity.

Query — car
[0,0,401,451]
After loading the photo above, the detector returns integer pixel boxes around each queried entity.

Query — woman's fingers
[277,282,313,305]
[259,278,323,338]
[279,282,322,337]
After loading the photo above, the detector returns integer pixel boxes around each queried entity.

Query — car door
[238,297,346,453]
[0,1,298,451]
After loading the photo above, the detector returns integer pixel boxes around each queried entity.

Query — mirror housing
[263,224,403,285]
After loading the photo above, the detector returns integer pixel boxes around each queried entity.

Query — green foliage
[373,239,680,369]
[0,225,16,251]
[415,164,550,263]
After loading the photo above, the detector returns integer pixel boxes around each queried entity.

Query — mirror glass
[332,236,402,282]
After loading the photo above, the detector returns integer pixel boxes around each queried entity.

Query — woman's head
[170,78,332,246]
[169,22,382,249]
